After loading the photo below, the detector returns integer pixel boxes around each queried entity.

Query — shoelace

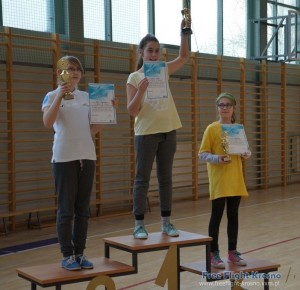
[135,226,147,234]
[77,255,87,263]
[65,255,76,265]
[232,251,242,260]
[165,223,176,231]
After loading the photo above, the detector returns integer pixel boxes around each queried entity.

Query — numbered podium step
[103,230,212,289]
[181,257,280,290]
[16,257,135,290]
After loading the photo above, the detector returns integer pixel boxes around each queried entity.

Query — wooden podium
[104,230,280,290]
[181,257,280,290]
[16,230,280,289]
[103,230,212,290]
[16,257,135,290]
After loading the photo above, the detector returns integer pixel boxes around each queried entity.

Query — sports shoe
[133,225,148,239]
[162,223,179,237]
[76,255,94,269]
[210,251,225,269]
[228,250,247,266]
[61,255,81,271]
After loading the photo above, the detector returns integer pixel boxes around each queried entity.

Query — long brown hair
[136,34,159,70]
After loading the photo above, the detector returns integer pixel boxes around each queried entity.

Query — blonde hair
[57,55,84,73]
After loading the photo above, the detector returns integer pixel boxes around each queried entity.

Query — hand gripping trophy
[57,59,74,100]
[181,4,193,35]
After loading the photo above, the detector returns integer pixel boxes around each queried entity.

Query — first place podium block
[103,230,212,290]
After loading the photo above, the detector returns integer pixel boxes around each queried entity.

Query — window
[154,0,182,45]
[2,0,52,32]
[83,0,105,40]
[112,0,147,44]
[267,0,300,61]
[223,0,247,57]
[191,0,217,54]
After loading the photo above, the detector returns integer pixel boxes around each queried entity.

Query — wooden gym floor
[1,183,299,289]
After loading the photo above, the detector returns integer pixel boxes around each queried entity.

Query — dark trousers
[208,196,241,252]
[53,160,95,257]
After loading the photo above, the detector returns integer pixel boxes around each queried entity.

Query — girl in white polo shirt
[42,56,115,270]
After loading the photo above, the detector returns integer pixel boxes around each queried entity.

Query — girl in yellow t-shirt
[199,92,251,269]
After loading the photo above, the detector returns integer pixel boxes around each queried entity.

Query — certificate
[88,83,117,124]
[221,124,249,155]
[144,61,168,99]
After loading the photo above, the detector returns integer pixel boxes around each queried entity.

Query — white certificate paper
[221,124,249,154]
[144,61,168,99]
[88,83,117,124]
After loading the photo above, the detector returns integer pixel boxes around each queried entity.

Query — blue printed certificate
[221,124,249,154]
[88,83,117,124]
[144,61,168,99]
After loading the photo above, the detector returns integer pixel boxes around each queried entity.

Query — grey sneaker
[133,225,148,239]
[162,223,179,237]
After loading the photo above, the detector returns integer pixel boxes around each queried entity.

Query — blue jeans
[133,130,177,217]
[53,160,95,257]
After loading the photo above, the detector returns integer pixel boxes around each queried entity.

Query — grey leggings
[133,130,177,219]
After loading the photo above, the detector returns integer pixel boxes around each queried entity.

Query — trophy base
[181,27,193,35]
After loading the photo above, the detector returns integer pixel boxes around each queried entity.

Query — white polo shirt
[42,88,96,162]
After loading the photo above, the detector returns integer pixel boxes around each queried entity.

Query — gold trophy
[57,59,74,100]
[181,2,192,35]
[221,131,231,161]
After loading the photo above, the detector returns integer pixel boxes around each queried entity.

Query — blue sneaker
[133,225,148,239]
[62,255,81,271]
[162,223,179,237]
[76,255,94,269]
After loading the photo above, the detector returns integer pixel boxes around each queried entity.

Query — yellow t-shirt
[199,121,249,200]
[127,69,182,135]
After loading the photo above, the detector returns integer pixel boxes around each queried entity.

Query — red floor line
[117,236,300,290]
[242,236,300,254]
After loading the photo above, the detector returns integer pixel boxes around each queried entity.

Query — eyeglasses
[217,103,233,109]
[66,68,82,73]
